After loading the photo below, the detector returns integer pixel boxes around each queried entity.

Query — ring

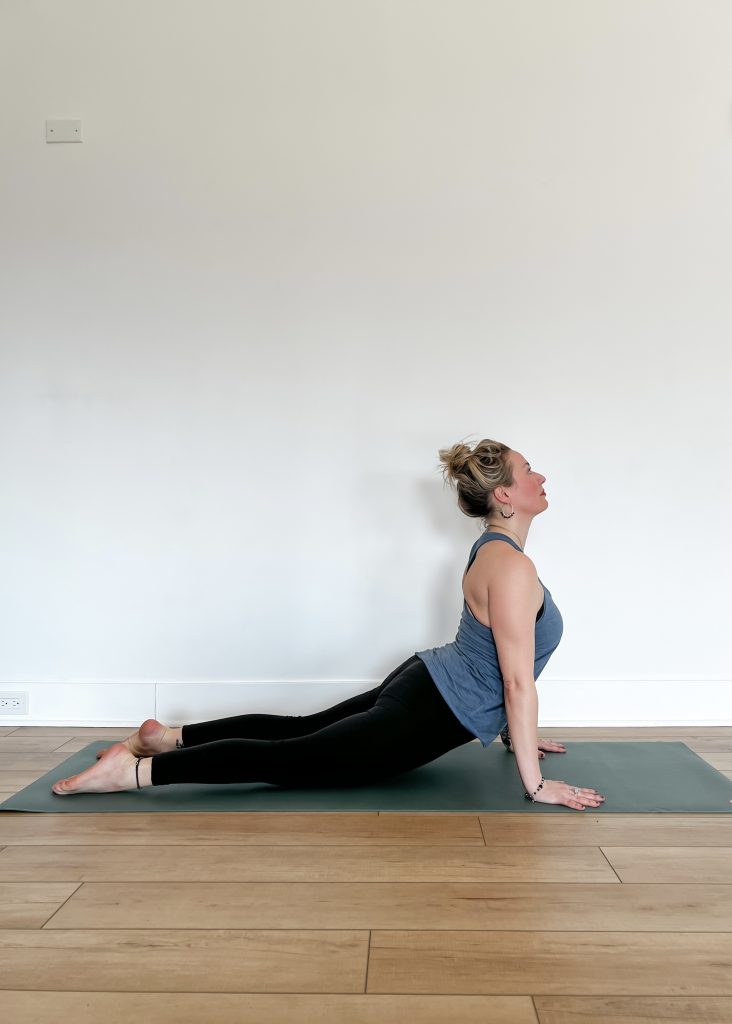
[572,787,579,794]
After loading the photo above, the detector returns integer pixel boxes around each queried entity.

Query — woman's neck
[485,520,529,550]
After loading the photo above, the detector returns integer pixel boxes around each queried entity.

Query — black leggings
[150,654,475,788]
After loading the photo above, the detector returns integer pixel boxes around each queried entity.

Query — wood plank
[534,995,732,1023]
[367,931,732,994]
[0,738,86,753]
[11,728,132,738]
[2,811,732,846]
[473,814,732,846]
[0,728,19,737]
[602,846,732,883]
[700,754,732,769]
[687,742,732,753]
[0,754,70,770]
[0,812,484,846]
[0,991,538,1024]
[0,883,81,928]
[0,929,368,992]
[685,742,732,753]
[41,881,732,931]
[0,771,53,789]
[0,843,615,883]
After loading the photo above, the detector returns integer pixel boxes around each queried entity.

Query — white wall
[1,0,730,726]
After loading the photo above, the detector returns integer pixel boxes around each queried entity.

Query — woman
[52,439,605,811]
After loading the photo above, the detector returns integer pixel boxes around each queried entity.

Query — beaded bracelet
[524,776,545,801]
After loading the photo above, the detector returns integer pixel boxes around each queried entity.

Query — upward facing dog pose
[53,440,605,811]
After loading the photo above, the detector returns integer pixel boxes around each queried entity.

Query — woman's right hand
[530,778,605,810]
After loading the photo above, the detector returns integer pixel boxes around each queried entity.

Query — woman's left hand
[537,738,567,759]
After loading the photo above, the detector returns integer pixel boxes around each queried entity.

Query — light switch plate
[46,119,82,143]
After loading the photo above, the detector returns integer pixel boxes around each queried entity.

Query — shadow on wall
[416,470,484,647]
[347,469,482,680]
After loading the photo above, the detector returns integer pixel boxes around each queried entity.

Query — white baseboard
[0,678,730,729]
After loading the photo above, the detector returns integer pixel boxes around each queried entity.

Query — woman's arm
[504,682,542,793]
[488,557,543,792]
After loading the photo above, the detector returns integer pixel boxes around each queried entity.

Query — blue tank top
[415,531,564,747]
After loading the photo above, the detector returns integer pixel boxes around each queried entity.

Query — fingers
[566,785,605,808]
[579,794,605,806]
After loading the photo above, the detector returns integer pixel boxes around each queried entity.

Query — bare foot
[53,742,148,795]
[96,718,177,760]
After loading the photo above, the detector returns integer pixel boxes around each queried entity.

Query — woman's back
[462,534,545,629]
[414,531,564,747]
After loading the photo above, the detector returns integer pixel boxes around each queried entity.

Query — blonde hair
[436,437,514,529]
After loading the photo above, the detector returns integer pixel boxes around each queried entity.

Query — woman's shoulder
[468,536,538,590]
[474,535,535,570]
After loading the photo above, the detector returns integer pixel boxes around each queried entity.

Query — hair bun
[435,437,513,527]
[437,442,472,482]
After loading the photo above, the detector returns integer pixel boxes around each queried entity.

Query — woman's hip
[377,654,475,743]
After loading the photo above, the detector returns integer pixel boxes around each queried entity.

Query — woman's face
[508,450,547,510]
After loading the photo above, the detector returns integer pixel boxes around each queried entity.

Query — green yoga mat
[1,740,730,814]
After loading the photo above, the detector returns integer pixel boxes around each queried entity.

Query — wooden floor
[0,726,731,1024]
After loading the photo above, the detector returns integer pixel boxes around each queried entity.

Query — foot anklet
[135,756,142,789]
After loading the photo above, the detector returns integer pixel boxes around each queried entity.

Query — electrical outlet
[0,692,28,715]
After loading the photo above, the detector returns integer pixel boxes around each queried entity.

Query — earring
[499,502,515,519]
